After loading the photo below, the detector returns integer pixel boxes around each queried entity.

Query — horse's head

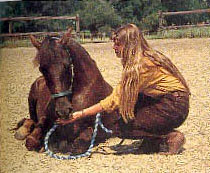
[30,29,74,120]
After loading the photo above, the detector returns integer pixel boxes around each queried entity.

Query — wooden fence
[0,15,80,38]
[158,8,210,30]
[0,14,111,46]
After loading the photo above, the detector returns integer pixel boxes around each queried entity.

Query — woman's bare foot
[161,130,186,155]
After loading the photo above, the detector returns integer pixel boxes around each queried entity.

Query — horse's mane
[64,38,103,82]
[65,38,97,69]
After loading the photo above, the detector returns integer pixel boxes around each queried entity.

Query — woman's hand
[56,111,83,125]
[56,118,72,125]
[56,103,103,125]
[72,111,83,120]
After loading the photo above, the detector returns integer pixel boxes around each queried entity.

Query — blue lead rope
[44,113,112,160]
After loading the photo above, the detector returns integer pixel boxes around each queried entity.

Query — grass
[0,26,210,48]
[0,39,32,48]
[149,26,210,39]
[0,36,111,48]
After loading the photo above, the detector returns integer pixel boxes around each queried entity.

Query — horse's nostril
[56,109,72,119]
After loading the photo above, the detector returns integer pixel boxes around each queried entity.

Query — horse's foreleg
[14,87,38,140]
[15,76,50,151]
[25,116,48,151]
[25,90,46,150]
[25,98,50,150]
[25,127,42,151]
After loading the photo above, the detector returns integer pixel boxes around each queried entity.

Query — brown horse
[15,29,120,153]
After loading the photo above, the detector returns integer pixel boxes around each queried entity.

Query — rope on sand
[44,113,112,160]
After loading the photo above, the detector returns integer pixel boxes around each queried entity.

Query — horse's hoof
[14,119,34,140]
[25,127,42,151]
[15,128,29,140]
[14,126,31,140]
[25,135,40,151]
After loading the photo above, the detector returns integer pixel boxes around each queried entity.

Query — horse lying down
[15,29,186,155]
[15,29,118,154]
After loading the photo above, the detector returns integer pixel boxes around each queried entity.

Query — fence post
[76,14,80,33]
[9,21,12,34]
[158,10,164,29]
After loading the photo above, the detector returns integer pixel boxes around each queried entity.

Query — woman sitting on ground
[57,23,190,155]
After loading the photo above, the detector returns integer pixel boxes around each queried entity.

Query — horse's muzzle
[56,108,73,119]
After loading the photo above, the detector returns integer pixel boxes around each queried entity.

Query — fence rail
[158,8,210,29]
[0,16,78,22]
[0,15,80,34]
[161,8,210,16]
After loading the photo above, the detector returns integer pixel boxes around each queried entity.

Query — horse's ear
[58,27,73,44]
[29,35,41,49]
[66,27,73,37]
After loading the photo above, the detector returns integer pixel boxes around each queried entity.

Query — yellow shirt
[100,56,187,113]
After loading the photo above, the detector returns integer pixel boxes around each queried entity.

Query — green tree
[0,1,28,33]
[112,0,164,31]
[76,0,122,33]
[140,0,163,31]
[22,1,80,32]
[112,0,144,26]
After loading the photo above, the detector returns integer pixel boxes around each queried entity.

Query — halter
[50,38,74,99]
[51,63,74,99]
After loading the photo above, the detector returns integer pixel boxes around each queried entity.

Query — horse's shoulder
[32,76,47,92]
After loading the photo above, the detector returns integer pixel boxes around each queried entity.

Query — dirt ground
[0,38,210,173]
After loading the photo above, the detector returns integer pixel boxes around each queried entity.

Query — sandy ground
[0,38,210,173]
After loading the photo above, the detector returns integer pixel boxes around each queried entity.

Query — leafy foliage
[77,0,122,33]
[0,0,209,34]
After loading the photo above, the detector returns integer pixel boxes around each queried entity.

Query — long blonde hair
[113,24,190,123]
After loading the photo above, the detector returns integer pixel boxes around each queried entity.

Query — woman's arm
[56,103,103,125]
[56,84,121,125]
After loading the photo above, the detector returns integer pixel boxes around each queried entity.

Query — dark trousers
[118,91,189,136]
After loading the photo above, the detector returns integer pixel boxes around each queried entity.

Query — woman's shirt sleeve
[99,84,121,113]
